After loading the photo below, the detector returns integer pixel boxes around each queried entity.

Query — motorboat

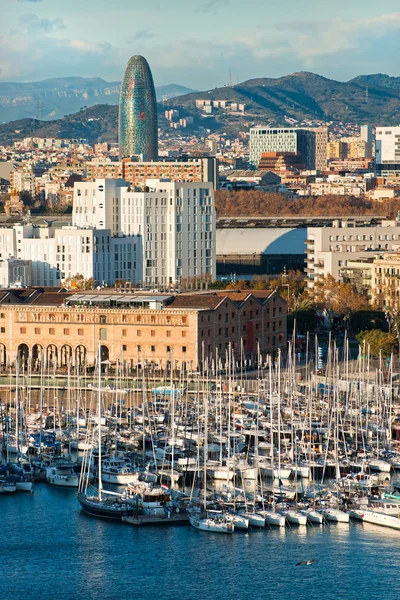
[46,463,79,487]
[101,458,139,485]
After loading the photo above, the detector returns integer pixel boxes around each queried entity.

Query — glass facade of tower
[118,55,158,160]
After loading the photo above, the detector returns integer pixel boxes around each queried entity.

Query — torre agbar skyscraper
[118,55,158,160]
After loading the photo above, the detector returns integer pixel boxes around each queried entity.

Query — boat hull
[350,509,400,530]
[77,494,134,519]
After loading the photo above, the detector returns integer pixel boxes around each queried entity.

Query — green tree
[356,329,397,357]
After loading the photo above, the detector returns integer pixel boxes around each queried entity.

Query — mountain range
[0,77,195,123]
[2,72,400,145]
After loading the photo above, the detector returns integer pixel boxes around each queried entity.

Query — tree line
[215,190,400,218]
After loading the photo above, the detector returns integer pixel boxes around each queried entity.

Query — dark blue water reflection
[1,485,400,600]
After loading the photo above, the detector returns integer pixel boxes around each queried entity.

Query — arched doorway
[75,345,86,367]
[46,344,58,368]
[32,344,43,370]
[17,343,29,366]
[100,345,109,372]
[100,345,109,363]
[60,345,72,367]
[0,344,6,367]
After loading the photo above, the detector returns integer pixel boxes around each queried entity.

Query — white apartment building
[0,258,32,288]
[0,223,138,287]
[72,178,216,287]
[375,126,400,175]
[306,217,400,288]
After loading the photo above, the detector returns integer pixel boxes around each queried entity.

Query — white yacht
[322,508,350,523]
[285,510,307,526]
[368,459,391,474]
[304,509,324,524]
[46,463,79,488]
[350,508,400,530]
[189,514,234,534]
[101,458,139,485]
[260,510,286,527]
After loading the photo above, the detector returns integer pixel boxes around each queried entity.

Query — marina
[2,340,400,597]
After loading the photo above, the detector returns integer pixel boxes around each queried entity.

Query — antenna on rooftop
[162,94,168,106]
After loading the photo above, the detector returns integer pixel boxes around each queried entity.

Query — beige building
[0,289,287,370]
[342,252,400,310]
[305,217,400,288]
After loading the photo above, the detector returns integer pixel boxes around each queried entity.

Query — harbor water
[2,484,400,600]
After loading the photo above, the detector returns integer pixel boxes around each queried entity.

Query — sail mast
[97,343,102,501]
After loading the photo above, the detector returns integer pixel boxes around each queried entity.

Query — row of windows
[122,345,187,353]
[19,327,85,336]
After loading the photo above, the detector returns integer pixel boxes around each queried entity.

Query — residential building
[305,217,400,287]
[72,178,215,287]
[0,258,32,288]
[86,157,219,189]
[342,252,400,310]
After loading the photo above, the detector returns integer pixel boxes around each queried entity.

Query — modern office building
[375,126,400,175]
[118,55,158,160]
[249,127,327,171]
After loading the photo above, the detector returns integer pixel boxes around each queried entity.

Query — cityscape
[2,1,400,599]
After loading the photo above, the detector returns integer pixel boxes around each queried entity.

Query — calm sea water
[1,485,400,600]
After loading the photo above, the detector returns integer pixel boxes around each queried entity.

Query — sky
[2,0,400,89]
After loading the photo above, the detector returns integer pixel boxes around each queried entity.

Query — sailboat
[189,380,234,534]
[77,344,134,520]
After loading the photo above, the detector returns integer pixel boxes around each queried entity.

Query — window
[100,328,106,340]
[100,315,107,324]
[0,313,4,319]
[122,345,127,351]
[166,331,171,337]
[182,331,186,338]
[49,328,55,335]
[182,316,187,324]
[137,330,141,337]
[122,329,127,337]
[151,345,155,352]
[78,328,84,336]
[182,346,187,353]
[64,328,69,335]
[34,327,40,335]
[137,345,141,352]
[0,327,4,333]
[122,315,127,323]
[166,345,171,352]
[151,330,155,337]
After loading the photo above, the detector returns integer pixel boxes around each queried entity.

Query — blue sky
[2,0,400,88]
